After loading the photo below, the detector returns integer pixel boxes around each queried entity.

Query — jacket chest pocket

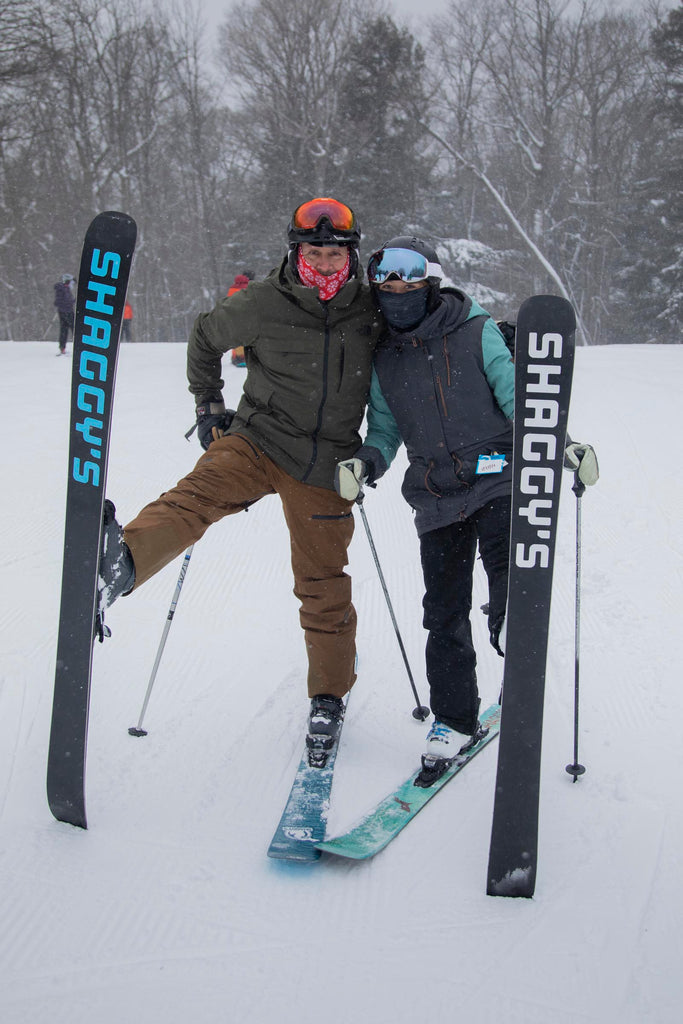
[334,334,374,394]
[255,336,324,383]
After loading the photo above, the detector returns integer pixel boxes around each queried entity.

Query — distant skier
[335,236,599,781]
[122,301,134,342]
[54,273,75,355]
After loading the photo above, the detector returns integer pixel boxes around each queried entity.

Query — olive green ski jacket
[187,257,383,490]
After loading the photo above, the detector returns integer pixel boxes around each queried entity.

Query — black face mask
[377,287,429,330]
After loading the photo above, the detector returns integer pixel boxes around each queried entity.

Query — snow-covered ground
[0,340,681,1023]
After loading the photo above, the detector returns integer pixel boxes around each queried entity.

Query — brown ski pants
[123,434,357,698]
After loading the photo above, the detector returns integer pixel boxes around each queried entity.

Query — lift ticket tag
[476,454,508,475]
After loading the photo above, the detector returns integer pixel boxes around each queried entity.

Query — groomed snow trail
[0,342,680,1024]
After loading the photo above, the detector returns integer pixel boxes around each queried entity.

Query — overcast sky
[199,0,645,34]
[201,0,445,22]
[200,0,463,35]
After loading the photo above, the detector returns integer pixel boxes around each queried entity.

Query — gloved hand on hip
[196,399,235,451]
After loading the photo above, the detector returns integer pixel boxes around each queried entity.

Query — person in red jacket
[227,271,253,366]
[122,302,134,342]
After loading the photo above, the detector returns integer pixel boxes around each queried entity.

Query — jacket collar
[272,256,364,313]
[382,288,475,346]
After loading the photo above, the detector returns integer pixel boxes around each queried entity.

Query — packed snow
[0,339,681,1023]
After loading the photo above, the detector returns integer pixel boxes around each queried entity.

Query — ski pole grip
[572,470,586,498]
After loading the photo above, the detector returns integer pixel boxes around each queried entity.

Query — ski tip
[487,865,535,898]
[97,209,138,227]
[267,845,322,863]
[47,800,88,830]
[316,842,369,861]
[517,293,576,330]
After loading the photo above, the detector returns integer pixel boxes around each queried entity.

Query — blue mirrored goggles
[367,248,442,284]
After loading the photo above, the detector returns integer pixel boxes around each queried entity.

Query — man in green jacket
[100,198,382,761]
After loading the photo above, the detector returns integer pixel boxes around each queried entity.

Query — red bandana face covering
[296,247,351,301]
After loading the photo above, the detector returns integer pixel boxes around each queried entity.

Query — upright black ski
[487,295,575,897]
[47,211,137,828]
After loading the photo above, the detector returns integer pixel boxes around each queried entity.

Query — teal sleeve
[481,319,515,419]
[364,368,403,468]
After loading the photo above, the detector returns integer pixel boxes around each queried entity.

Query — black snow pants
[419,495,511,735]
[58,311,74,351]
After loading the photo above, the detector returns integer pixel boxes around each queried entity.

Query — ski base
[317,704,501,861]
[267,734,343,862]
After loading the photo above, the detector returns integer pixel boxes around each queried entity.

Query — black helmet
[375,236,441,268]
[368,236,443,311]
[287,197,361,249]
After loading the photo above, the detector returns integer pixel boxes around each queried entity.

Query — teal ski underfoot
[267,737,342,862]
[317,704,501,861]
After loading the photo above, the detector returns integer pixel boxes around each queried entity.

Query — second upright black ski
[487,295,576,897]
[47,210,137,828]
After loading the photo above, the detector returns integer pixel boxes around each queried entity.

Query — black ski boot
[98,500,135,626]
[306,695,345,768]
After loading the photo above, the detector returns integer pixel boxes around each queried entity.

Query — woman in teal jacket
[335,237,598,780]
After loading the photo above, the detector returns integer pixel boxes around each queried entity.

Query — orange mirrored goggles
[291,198,356,233]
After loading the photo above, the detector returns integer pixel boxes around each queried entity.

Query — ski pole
[356,491,430,721]
[129,545,194,737]
[565,473,586,781]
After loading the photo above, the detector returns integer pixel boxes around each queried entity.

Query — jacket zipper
[442,334,451,385]
[435,373,448,417]
[302,307,330,482]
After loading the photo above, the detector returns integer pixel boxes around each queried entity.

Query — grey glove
[335,458,367,501]
[564,442,599,485]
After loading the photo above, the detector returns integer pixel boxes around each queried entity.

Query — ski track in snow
[0,342,681,1024]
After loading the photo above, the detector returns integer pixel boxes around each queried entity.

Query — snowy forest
[0,0,681,345]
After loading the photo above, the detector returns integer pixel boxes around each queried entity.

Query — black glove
[353,445,388,487]
[196,399,235,451]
